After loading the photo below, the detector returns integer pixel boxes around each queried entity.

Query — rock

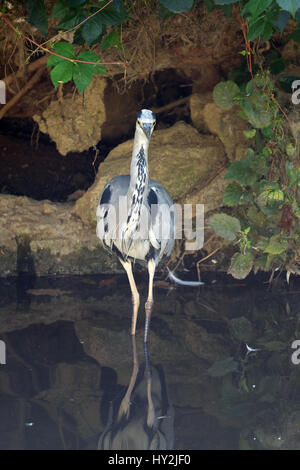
[189,92,213,133]
[73,121,227,226]
[281,40,300,62]
[183,169,228,213]
[190,93,248,161]
[33,77,107,156]
[0,194,118,277]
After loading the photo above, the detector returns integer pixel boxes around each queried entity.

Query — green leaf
[241,95,272,128]
[269,57,286,75]
[47,41,75,67]
[223,182,244,206]
[159,0,194,13]
[276,0,299,18]
[243,129,256,138]
[25,0,48,36]
[264,236,288,254]
[65,0,86,5]
[213,80,240,109]
[81,15,103,45]
[213,0,236,4]
[224,159,257,186]
[210,213,241,241]
[272,10,290,32]
[50,0,71,19]
[50,60,74,87]
[242,0,273,19]
[73,63,93,92]
[260,186,284,201]
[247,17,265,40]
[98,5,127,25]
[228,252,254,279]
[57,11,84,29]
[288,28,300,42]
[77,51,106,74]
[101,29,121,50]
[207,357,239,377]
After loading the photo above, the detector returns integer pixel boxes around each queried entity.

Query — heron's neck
[126,132,149,222]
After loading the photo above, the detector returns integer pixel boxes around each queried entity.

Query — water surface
[0,273,299,450]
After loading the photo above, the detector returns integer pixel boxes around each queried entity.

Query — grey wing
[96,175,130,252]
[148,179,175,261]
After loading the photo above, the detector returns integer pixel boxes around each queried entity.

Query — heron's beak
[142,123,152,140]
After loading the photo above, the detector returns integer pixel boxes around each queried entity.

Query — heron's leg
[144,259,156,343]
[119,259,140,335]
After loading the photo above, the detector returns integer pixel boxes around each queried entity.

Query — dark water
[0,273,300,450]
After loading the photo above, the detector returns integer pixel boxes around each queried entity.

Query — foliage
[20,0,300,93]
[211,71,300,280]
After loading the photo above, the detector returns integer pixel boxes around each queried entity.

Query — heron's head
[136,109,156,140]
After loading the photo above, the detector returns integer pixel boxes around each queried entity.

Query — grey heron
[96,109,175,341]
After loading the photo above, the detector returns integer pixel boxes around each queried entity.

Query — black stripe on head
[100,185,111,205]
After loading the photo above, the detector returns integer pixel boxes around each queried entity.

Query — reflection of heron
[96,110,175,341]
[98,337,174,450]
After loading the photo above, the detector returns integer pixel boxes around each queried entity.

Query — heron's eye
[152,121,156,127]
[137,120,142,127]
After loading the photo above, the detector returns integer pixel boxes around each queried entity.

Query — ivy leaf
[25,0,48,36]
[223,183,245,206]
[210,213,241,241]
[213,80,240,110]
[101,29,121,50]
[159,0,194,13]
[81,14,103,45]
[276,0,299,18]
[264,236,288,254]
[50,60,74,87]
[228,252,254,279]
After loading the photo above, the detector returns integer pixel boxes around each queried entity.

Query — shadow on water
[0,273,300,449]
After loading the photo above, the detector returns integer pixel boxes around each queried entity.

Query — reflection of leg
[118,335,139,421]
[144,341,154,428]
[119,259,140,335]
[144,259,155,343]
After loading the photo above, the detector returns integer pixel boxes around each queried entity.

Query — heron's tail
[167,267,204,286]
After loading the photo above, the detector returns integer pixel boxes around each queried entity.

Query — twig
[196,246,222,280]
[152,96,190,114]
[2,55,48,86]
[0,66,44,120]
[0,12,125,69]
